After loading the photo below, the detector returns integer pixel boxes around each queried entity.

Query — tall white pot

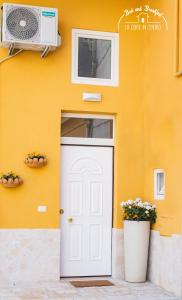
[124,220,150,282]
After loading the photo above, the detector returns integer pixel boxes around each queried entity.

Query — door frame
[60,113,115,278]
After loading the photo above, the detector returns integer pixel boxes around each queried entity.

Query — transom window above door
[61,113,114,146]
[72,29,119,86]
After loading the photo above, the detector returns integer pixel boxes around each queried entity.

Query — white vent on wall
[1,3,61,55]
[154,169,165,200]
[82,93,102,102]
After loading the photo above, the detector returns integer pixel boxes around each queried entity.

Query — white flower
[143,202,150,206]
[127,200,134,205]
[146,206,151,210]
[135,197,141,202]
[120,202,125,207]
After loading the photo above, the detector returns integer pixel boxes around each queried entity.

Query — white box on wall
[154,169,165,200]
[82,92,102,102]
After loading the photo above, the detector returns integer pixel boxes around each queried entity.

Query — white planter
[124,220,150,282]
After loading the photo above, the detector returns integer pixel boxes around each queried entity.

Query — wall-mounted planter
[0,173,23,188]
[24,153,47,168]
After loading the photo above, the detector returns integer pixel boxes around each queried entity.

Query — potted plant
[0,172,23,188]
[24,152,47,168]
[121,198,157,283]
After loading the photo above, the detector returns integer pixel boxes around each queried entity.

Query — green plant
[0,172,20,181]
[26,152,46,160]
[0,172,23,187]
[121,198,157,224]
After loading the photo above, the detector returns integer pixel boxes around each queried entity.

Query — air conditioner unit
[1,3,61,54]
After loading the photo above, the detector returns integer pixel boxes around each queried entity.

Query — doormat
[70,280,114,288]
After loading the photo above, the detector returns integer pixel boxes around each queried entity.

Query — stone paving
[0,278,180,300]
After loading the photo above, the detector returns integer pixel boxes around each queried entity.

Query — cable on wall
[0,49,23,64]
[174,0,182,76]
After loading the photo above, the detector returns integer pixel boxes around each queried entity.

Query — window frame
[61,113,115,146]
[72,29,119,87]
[154,169,165,200]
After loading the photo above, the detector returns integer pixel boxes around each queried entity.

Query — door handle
[68,217,73,223]
[60,208,64,214]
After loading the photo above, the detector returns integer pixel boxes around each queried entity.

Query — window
[72,29,119,86]
[62,116,113,139]
[154,169,165,200]
[61,114,114,146]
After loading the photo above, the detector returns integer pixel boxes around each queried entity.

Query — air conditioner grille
[6,8,39,40]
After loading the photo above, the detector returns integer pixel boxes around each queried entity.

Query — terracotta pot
[24,157,47,168]
[0,177,23,188]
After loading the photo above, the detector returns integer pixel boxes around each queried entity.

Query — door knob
[60,208,64,214]
[68,217,73,223]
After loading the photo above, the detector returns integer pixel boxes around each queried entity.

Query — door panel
[60,146,113,277]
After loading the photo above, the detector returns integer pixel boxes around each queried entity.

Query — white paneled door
[60,145,113,277]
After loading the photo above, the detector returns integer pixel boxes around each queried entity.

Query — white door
[60,145,113,277]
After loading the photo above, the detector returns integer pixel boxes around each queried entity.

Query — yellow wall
[1,0,181,235]
[143,0,182,235]
[0,0,144,229]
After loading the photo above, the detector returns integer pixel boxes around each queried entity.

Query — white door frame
[60,113,115,277]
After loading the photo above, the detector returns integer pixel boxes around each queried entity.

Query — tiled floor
[0,278,180,300]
